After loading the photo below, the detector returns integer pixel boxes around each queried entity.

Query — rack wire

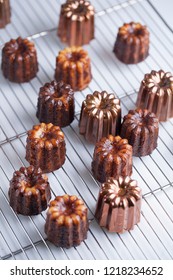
[0,0,173,260]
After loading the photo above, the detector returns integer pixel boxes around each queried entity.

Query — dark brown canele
[113,22,149,64]
[36,80,75,127]
[55,46,92,91]
[1,37,38,83]
[92,135,133,183]
[79,91,121,143]
[26,123,66,173]
[121,109,159,157]
[57,0,94,46]
[95,176,142,233]
[45,194,88,248]
[9,166,51,215]
[0,0,11,28]
[136,70,173,121]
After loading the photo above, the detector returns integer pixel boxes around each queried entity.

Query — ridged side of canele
[36,81,75,127]
[45,215,88,248]
[121,122,158,156]
[92,136,132,183]
[55,57,92,91]
[25,123,66,173]
[9,185,51,215]
[114,35,149,64]
[37,98,74,127]
[9,166,51,215]
[113,22,149,64]
[0,0,11,28]
[26,140,66,173]
[45,195,88,248]
[1,37,38,83]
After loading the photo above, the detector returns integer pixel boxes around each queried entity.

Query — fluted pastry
[95,176,142,233]
[55,46,92,91]
[92,135,132,183]
[26,123,66,173]
[45,194,88,248]
[136,70,173,121]
[79,91,121,143]
[0,0,11,28]
[1,37,38,83]
[121,109,159,156]
[9,166,51,215]
[113,22,149,64]
[58,0,94,46]
[36,80,75,127]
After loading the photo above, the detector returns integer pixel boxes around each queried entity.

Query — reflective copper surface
[58,0,94,46]
[79,91,121,144]
[95,176,142,233]
[136,70,173,121]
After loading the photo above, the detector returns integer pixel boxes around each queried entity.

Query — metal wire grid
[0,0,173,260]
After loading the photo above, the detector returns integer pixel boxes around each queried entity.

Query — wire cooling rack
[0,0,173,260]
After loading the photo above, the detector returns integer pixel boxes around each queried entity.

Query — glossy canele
[36,80,75,127]
[1,37,38,83]
[113,22,149,64]
[92,135,133,183]
[26,123,66,173]
[57,0,94,46]
[121,109,159,156]
[55,46,92,91]
[9,166,51,215]
[136,70,173,121]
[0,0,11,28]
[79,91,121,143]
[95,176,142,233]
[45,194,89,248]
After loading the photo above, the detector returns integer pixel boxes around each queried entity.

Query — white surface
[0,0,173,260]
[150,0,173,30]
